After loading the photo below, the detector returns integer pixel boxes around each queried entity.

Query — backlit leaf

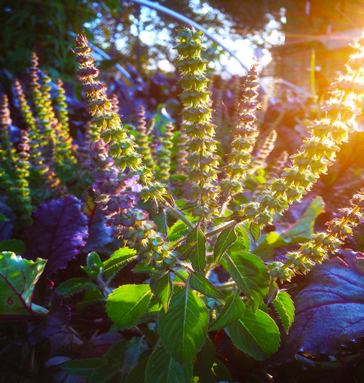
[209,292,245,332]
[190,272,223,299]
[106,284,152,329]
[214,224,237,262]
[0,252,46,314]
[159,286,208,363]
[273,291,295,332]
[102,247,137,282]
[187,226,206,272]
[155,273,172,312]
[228,304,280,360]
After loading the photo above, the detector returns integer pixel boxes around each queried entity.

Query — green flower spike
[241,37,364,228]
[175,28,221,219]
[13,79,36,132]
[220,65,260,202]
[135,105,155,170]
[270,188,364,282]
[157,122,174,183]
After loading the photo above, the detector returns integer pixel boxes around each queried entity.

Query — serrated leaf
[231,225,251,252]
[102,247,137,281]
[61,358,105,377]
[159,286,208,363]
[250,222,261,242]
[190,272,223,299]
[186,226,206,272]
[228,304,281,360]
[169,220,189,241]
[209,292,245,332]
[154,212,168,235]
[155,273,172,312]
[56,278,96,297]
[273,291,295,332]
[0,239,26,254]
[106,284,152,329]
[0,252,46,314]
[145,346,187,383]
[214,224,237,262]
[224,252,269,311]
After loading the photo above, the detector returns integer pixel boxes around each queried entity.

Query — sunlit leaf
[209,292,245,332]
[0,252,46,315]
[273,291,295,332]
[187,226,206,272]
[214,224,237,262]
[228,304,280,360]
[159,286,208,363]
[106,284,152,329]
[190,272,223,299]
[155,273,172,312]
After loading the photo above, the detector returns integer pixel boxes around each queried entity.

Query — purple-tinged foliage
[27,293,70,345]
[272,250,364,363]
[83,196,113,253]
[24,195,88,277]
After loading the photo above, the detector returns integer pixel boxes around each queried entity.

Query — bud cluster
[135,105,154,170]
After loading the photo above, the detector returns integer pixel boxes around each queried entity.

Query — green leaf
[125,357,149,383]
[187,226,206,272]
[190,272,223,299]
[169,220,189,241]
[253,197,324,260]
[281,196,324,241]
[56,278,96,297]
[209,292,245,332]
[224,252,269,311]
[227,304,281,360]
[250,222,261,242]
[159,286,208,363]
[61,358,105,377]
[0,240,26,254]
[214,224,237,262]
[154,212,168,235]
[0,252,46,314]
[193,338,216,383]
[230,225,251,252]
[145,346,188,383]
[273,290,295,332]
[106,284,152,329]
[155,273,172,312]
[102,247,137,281]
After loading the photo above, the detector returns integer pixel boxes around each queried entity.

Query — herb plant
[1,27,364,383]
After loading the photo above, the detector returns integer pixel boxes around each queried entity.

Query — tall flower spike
[0,95,16,193]
[53,78,77,168]
[0,95,16,166]
[157,122,174,183]
[135,105,155,169]
[176,130,188,175]
[73,35,166,202]
[175,28,220,219]
[11,130,32,228]
[13,79,36,131]
[238,37,364,228]
[250,129,277,174]
[73,35,142,174]
[269,188,364,282]
[220,65,260,201]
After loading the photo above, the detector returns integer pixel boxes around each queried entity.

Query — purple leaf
[24,196,88,277]
[83,197,113,253]
[27,293,71,345]
[272,250,364,363]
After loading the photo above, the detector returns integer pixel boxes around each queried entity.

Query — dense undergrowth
[1,28,364,383]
